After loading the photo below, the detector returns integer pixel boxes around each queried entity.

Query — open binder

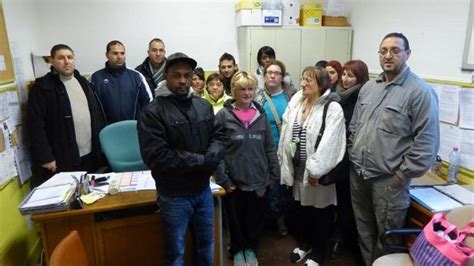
[18,183,76,215]
[18,171,86,215]
[410,184,474,213]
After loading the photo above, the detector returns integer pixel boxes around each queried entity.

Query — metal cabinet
[238,26,352,88]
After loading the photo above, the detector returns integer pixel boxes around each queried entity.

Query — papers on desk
[410,184,474,213]
[433,184,474,205]
[18,172,85,215]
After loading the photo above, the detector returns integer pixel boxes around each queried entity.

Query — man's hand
[308,175,319,187]
[42,161,57,173]
[394,175,405,186]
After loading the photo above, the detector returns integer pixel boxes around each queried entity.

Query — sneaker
[304,258,320,266]
[233,251,246,266]
[244,249,258,266]
[289,247,312,263]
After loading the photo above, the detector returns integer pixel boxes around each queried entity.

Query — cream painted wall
[3,0,473,82]
[345,0,472,82]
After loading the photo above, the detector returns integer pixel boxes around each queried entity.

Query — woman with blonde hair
[279,66,346,266]
[215,71,280,266]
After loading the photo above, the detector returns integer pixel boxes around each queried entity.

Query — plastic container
[447,147,460,184]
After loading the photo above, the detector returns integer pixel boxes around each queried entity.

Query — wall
[3,0,473,83]
[346,0,472,83]
[5,0,239,78]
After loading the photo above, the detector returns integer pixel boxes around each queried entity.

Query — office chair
[373,205,474,265]
[99,120,148,172]
[49,230,88,266]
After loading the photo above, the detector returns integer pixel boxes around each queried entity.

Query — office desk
[406,172,446,228]
[403,172,446,244]
[32,189,225,266]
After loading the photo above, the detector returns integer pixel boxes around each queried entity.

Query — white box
[282,0,300,26]
[236,9,263,26]
[262,9,282,26]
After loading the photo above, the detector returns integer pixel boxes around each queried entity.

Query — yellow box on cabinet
[300,1,323,27]
[235,0,263,11]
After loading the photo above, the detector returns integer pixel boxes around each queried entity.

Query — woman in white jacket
[278,66,346,266]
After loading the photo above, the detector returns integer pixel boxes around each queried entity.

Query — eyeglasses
[378,48,407,56]
[265,70,282,76]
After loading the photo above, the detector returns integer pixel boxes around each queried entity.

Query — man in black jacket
[26,44,105,187]
[135,38,167,91]
[138,52,225,266]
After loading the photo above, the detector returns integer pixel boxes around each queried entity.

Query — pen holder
[70,193,84,209]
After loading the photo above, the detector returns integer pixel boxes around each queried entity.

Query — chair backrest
[49,230,88,266]
[99,120,148,172]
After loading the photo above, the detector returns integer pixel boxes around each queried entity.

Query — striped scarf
[150,61,166,87]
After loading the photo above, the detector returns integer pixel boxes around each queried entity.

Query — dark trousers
[286,201,335,263]
[223,189,267,256]
[334,161,359,248]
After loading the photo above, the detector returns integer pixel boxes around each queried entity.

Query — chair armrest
[381,228,423,252]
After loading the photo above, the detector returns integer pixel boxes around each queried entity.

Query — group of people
[26,32,440,266]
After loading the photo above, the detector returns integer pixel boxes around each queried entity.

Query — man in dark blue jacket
[138,52,225,266]
[91,40,152,124]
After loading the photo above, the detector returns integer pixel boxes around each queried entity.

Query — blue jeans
[158,187,214,266]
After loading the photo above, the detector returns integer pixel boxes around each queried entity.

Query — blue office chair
[99,120,148,172]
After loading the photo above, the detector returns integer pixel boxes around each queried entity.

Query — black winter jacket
[135,57,157,90]
[26,69,106,174]
[137,84,226,197]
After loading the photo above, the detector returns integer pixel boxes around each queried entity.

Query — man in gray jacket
[348,32,439,265]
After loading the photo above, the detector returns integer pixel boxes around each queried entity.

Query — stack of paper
[18,172,85,215]
[18,183,76,215]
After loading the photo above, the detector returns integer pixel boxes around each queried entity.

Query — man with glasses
[136,38,167,91]
[348,32,439,265]
[137,52,225,265]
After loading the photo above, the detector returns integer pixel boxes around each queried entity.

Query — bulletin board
[0,3,14,85]
[424,77,474,185]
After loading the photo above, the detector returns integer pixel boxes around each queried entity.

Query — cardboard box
[282,0,300,26]
[236,9,263,26]
[300,1,323,27]
[262,9,282,26]
[235,0,263,26]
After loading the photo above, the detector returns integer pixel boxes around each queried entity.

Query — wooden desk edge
[32,187,226,222]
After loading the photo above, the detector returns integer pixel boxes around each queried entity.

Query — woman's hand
[307,175,319,187]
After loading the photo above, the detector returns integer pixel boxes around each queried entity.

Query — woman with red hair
[325,60,343,92]
[330,59,369,262]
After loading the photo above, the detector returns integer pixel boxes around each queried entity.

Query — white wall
[346,0,472,82]
[3,0,473,83]
[3,0,39,81]
[3,0,239,79]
